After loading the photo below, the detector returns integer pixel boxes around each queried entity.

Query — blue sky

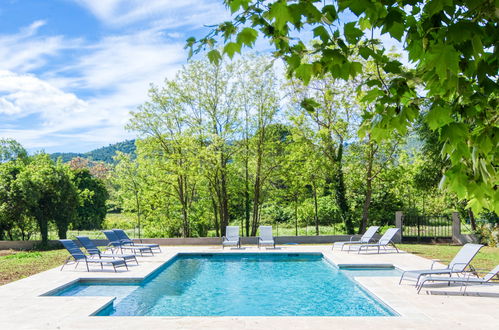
[0,0,230,153]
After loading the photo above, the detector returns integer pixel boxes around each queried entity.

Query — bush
[475,223,499,247]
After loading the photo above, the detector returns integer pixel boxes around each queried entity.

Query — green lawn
[0,249,67,285]
[399,244,499,272]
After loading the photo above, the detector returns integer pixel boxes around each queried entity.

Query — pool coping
[1,245,498,329]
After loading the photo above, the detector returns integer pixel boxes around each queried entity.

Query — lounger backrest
[76,236,100,255]
[60,239,86,260]
[449,243,483,271]
[378,228,399,245]
[113,229,133,244]
[484,265,499,282]
[259,226,273,241]
[103,230,121,247]
[225,226,239,241]
[360,226,379,243]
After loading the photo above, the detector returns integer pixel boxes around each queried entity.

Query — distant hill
[51,140,136,164]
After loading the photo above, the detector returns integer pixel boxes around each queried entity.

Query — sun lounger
[76,236,138,265]
[399,243,484,286]
[112,229,161,252]
[103,230,154,256]
[258,226,275,248]
[59,239,128,272]
[333,226,379,251]
[354,228,400,254]
[222,226,241,249]
[417,265,499,294]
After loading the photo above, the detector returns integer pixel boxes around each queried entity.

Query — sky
[0,0,231,153]
[0,1,404,154]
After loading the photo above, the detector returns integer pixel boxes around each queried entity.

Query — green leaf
[383,60,402,74]
[388,22,405,41]
[344,22,363,44]
[236,28,258,47]
[300,98,320,113]
[426,0,453,16]
[295,63,313,84]
[269,1,293,30]
[426,43,460,81]
[228,0,250,13]
[313,26,330,43]
[207,49,222,65]
[426,106,454,130]
[223,42,241,58]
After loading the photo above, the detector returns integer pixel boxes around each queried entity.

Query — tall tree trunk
[359,143,374,234]
[38,218,48,245]
[134,190,142,240]
[244,160,250,237]
[251,144,263,236]
[332,144,353,234]
[219,166,230,237]
[251,176,261,236]
[295,195,299,236]
[178,176,189,238]
[468,209,477,231]
[211,196,220,237]
[313,183,319,235]
[57,226,67,239]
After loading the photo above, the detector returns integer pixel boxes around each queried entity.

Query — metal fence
[402,214,453,239]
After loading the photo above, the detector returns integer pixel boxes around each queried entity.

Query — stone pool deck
[0,244,498,329]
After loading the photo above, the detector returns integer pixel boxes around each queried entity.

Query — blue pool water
[52,253,396,317]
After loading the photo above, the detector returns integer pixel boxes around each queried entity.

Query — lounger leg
[60,257,71,271]
[85,261,89,272]
[399,272,406,285]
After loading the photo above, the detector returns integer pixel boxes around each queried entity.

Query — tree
[15,154,78,244]
[190,0,499,215]
[113,152,147,239]
[71,168,109,230]
[0,160,30,240]
[0,139,28,163]
[289,75,361,234]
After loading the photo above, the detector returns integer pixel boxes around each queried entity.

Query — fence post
[394,211,403,243]
[452,212,461,243]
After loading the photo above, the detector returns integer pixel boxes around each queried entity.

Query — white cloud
[0,21,82,73]
[74,0,228,28]
[0,70,135,151]
[0,1,233,152]
[0,70,87,118]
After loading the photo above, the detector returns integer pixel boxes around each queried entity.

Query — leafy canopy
[188,0,499,214]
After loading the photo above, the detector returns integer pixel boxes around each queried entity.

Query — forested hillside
[51,140,136,163]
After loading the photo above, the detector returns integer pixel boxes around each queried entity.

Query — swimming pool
[50,253,397,317]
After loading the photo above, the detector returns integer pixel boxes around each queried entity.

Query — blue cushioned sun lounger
[59,239,128,272]
[112,229,161,252]
[76,236,138,265]
[102,230,154,256]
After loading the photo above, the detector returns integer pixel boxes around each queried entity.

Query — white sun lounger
[399,243,484,286]
[417,265,499,294]
[333,226,379,251]
[258,226,275,248]
[222,226,241,249]
[354,228,400,254]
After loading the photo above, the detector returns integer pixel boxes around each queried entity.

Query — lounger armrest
[430,260,444,270]
[450,262,469,272]
[222,236,239,242]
